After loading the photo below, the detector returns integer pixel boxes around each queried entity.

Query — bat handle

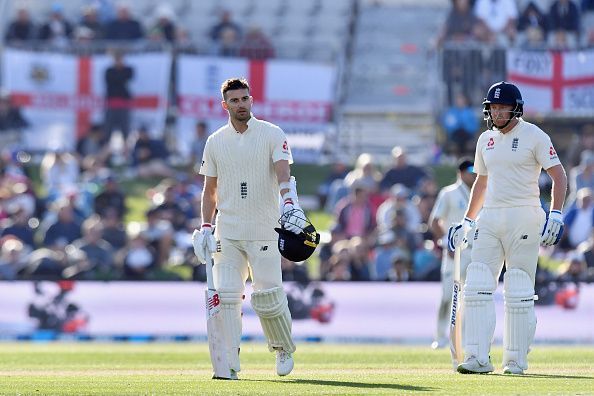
[205,251,216,290]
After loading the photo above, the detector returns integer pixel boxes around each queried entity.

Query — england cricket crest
[449,247,464,371]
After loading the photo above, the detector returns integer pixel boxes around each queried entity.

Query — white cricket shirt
[474,119,561,208]
[200,115,293,240]
[430,181,472,248]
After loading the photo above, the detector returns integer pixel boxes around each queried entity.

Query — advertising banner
[1,282,591,343]
[176,55,336,162]
[507,49,594,115]
[2,49,172,150]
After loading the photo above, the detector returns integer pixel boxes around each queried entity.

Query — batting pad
[503,269,536,370]
[251,287,296,353]
[463,262,496,365]
[219,288,243,371]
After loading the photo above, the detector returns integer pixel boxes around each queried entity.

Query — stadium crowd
[4,2,276,59]
[0,0,592,294]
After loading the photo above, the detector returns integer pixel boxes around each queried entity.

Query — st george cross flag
[176,55,336,160]
[2,49,171,150]
[507,49,594,115]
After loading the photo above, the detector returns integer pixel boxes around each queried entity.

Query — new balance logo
[260,245,268,251]
[494,88,501,99]
[521,234,528,240]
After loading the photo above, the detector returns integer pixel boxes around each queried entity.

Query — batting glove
[447,217,475,252]
[540,210,564,247]
[281,197,307,235]
[192,223,217,263]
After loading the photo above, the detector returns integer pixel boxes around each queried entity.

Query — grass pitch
[0,343,593,395]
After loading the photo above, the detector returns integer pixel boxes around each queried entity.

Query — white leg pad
[463,262,496,366]
[503,269,536,371]
[218,288,243,371]
[251,287,296,353]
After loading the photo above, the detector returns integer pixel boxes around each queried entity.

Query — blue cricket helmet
[482,81,524,130]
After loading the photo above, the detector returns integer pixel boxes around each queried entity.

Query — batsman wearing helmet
[447,81,567,375]
[192,78,318,380]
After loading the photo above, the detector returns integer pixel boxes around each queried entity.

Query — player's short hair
[221,78,250,100]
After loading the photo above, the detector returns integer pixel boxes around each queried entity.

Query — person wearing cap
[38,3,73,46]
[428,158,476,350]
[447,81,567,375]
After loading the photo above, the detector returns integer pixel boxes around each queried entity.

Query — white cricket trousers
[213,238,283,292]
[471,206,546,282]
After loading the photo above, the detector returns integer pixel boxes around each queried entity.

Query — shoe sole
[503,368,524,375]
[457,365,494,374]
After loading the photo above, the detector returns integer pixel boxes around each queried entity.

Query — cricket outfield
[1,343,592,395]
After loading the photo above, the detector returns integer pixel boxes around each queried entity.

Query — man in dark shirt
[104,51,134,142]
[380,146,429,192]
[5,8,36,42]
[104,3,144,41]
[94,175,126,219]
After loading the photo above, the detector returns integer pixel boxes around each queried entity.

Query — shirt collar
[227,113,257,133]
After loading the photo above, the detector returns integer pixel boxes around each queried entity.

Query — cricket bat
[449,247,464,371]
[204,252,230,379]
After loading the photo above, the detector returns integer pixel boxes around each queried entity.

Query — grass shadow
[244,378,435,392]
[489,373,594,380]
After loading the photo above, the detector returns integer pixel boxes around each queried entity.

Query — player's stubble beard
[232,107,251,123]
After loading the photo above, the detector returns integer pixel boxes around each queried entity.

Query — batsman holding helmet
[192,78,319,380]
[448,81,567,375]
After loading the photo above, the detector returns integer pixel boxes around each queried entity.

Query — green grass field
[1,343,593,395]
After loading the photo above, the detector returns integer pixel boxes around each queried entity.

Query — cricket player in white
[429,158,476,349]
[192,78,304,379]
[448,82,567,375]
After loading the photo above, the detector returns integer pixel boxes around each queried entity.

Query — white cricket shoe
[457,356,494,374]
[503,361,524,375]
[276,349,294,376]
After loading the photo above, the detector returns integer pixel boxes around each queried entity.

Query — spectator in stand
[566,124,594,168]
[122,231,156,280]
[40,149,80,202]
[131,125,175,178]
[76,123,111,170]
[379,146,428,192]
[78,4,103,40]
[71,215,114,276]
[143,207,173,267]
[318,161,349,210]
[373,230,400,280]
[0,89,30,148]
[548,0,581,38]
[333,183,376,241]
[38,3,73,47]
[100,207,128,251]
[94,174,126,219]
[154,183,188,231]
[441,92,479,156]
[210,10,242,44]
[150,4,177,43]
[0,237,27,280]
[0,203,36,250]
[436,0,482,46]
[190,121,209,172]
[568,150,594,203]
[518,2,548,48]
[344,153,381,193]
[557,251,588,283]
[390,208,422,260]
[5,8,36,43]
[348,237,372,281]
[563,187,594,249]
[104,50,134,144]
[239,26,276,59]
[104,2,143,41]
[41,199,82,249]
[376,183,421,234]
[324,240,353,281]
[473,0,518,44]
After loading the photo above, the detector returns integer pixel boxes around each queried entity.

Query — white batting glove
[192,223,217,263]
[540,210,564,247]
[447,217,475,252]
[281,198,307,234]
